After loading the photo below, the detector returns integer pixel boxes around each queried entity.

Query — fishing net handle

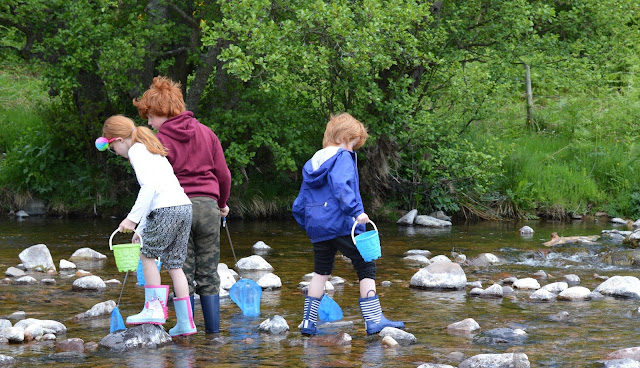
[223,217,240,270]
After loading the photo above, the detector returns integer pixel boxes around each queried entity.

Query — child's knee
[356,263,377,280]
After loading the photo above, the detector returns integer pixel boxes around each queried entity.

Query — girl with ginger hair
[97,115,196,337]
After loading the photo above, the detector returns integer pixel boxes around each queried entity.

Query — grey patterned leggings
[141,204,192,270]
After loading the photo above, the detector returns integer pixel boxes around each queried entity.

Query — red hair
[103,115,168,156]
[133,76,186,119]
[322,113,369,149]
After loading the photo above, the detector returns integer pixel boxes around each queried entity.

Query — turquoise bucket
[351,220,381,262]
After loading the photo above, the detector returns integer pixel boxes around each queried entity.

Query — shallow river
[1,217,638,367]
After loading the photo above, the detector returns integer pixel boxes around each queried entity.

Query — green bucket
[109,229,142,272]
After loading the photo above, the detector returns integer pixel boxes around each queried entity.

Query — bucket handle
[109,228,143,250]
[351,220,378,245]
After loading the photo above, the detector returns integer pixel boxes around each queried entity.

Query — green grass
[0,62,49,153]
[478,90,640,218]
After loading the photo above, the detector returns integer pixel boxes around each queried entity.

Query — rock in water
[98,324,172,352]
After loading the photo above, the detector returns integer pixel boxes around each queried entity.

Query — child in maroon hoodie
[133,76,231,334]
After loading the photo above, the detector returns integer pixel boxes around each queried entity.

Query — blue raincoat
[292,148,366,243]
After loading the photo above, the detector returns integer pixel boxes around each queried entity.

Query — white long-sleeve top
[126,143,191,232]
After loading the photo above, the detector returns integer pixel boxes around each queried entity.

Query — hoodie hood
[158,111,196,143]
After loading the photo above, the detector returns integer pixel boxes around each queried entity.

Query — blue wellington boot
[359,293,404,335]
[300,295,321,336]
[126,285,169,325]
[169,297,197,337]
[200,294,220,333]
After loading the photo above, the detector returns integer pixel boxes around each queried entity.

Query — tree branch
[167,2,200,29]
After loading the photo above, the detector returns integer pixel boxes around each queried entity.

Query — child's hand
[132,232,141,244]
[220,205,230,217]
[118,218,137,233]
[356,213,370,224]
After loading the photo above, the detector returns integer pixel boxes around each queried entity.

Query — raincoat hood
[302,146,342,188]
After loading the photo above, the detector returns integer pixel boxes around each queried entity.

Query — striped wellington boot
[300,295,321,335]
[359,293,404,335]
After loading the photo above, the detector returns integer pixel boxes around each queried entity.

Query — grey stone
[72,276,106,291]
[14,276,37,285]
[410,261,467,290]
[0,354,15,364]
[258,315,289,334]
[7,311,25,321]
[257,273,282,289]
[18,244,56,272]
[74,301,116,319]
[98,324,171,352]
[397,209,418,225]
[475,327,528,345]
[236,255,274,271]
[604,358,640,367]
[5,267,26,278]
[15,318,66,335]
[414,215,452,227]
[24,198,46,215]
[459,353,530,368]
[252,241,272,251]
[69,248,107,260]
[379,327,416,344]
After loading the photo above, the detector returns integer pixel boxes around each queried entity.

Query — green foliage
[0,0,639,218]
[629,188,640,219]
[506,180,537,211]
[0,98,129,213]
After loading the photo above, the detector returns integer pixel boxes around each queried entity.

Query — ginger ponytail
[131,126,167,156]
[103,115,168,156]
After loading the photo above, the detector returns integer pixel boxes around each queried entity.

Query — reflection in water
[361,341,384,367]
[396,225,452,237]
[410,289,468,305]
[300,339,331,368]
[226,313,262,366]
[125,349,169,368]
[168,344,197,368]
[260,289,282,308]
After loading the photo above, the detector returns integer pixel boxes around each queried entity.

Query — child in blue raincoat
[292,113,404,335]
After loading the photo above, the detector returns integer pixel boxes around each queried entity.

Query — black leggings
[313,235,376,280]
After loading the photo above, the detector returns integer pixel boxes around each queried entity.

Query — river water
[0,217,638,367]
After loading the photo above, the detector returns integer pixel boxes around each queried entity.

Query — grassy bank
[2,64,639,220]
[476,91,640,219]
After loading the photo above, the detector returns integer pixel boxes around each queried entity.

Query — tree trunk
[73,68,115,122]
[185,45,220,114]
[523,62,534,128]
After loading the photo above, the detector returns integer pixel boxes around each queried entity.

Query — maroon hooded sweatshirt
[156,111,231,209]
